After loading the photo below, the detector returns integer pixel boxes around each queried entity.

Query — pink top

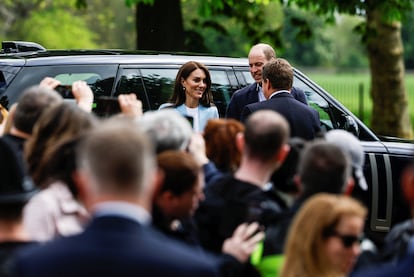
[23,181,89,241]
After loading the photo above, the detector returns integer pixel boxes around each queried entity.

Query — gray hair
[137,109,193,154]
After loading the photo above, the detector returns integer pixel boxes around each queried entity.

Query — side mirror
[344,115,359,137]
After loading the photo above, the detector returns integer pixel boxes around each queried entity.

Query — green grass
[305,71,414,131]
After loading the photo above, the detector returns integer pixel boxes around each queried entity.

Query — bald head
[244,110,290,161]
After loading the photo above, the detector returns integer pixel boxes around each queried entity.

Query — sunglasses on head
[330,231,363,248]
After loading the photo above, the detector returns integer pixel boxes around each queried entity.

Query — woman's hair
[0,103,7,124]
[25,102,97,189]
[203,118,244,173]
[157,150,200,196]
[170,61,213,107]
[281,193,367,277]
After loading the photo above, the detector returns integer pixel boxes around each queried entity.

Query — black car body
[1,41,413,245]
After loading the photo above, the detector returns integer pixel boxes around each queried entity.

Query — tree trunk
[367,9,413,138]
[135,0,185,51]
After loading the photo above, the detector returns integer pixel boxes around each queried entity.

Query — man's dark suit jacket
[14,215,219,277]
[351,253,414,277]
[226,83,307,120]
[240,91,320,140]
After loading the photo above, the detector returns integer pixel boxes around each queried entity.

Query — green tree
[121,0,284,52]
[0,1,97,48]
[287,0,413,138]
[402,10,414,69]
[281,7,334,67]
[82,0,135,49]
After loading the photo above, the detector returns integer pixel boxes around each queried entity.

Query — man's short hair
[262,58,293,91]
[13,86,62,134]
[298,139,351,196]
[77,117,156,195]
[244,110,289,161]
[250,43,276,61]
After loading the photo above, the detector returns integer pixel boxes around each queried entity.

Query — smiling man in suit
[226,43,307,121]
[13,117,220,277]
[240,58,320,140]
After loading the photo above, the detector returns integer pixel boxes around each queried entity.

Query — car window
[140,68,177,111]
[241,71,254,84]
[0,66,21,96]
[209,70,233,117]
[115,68,150,111]
[4,65,117,105]
[116,67,237,116]
[293,72,375,141]
[55,73,102,85]
[293,77,333,132]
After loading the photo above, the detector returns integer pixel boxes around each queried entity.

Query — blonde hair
[280,193,367,277]
[0,103,7,124]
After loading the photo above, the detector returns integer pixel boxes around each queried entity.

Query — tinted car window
[0,66,21,95]
[5,65,117,105]
[209,70,232,117]
[115,68,149,111]
[140,68,177,110]
[293,77,332,131]
[116,67,239,116]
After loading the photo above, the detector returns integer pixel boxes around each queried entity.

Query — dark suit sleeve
[291,87,308,105]
[240,106,253,123]
[312,109,322,134]
[226,93,240,120]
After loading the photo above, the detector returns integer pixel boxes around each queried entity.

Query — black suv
[1,41,413,244]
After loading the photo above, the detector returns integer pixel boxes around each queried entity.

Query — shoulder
[14,222,219,276]
[199,105,218,116]
[244,99,266,111]
[232,83,257,98]
[159,103,175,110]
[24,185,60,212]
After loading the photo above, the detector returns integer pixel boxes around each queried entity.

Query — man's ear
[276,143,290,165]
[263,79,271,99]
[344,177,355,196]
[235,132,245,153]
[72,169,93,211]
[293,174,303,196]
[149,168,165,202]
[401,165,414,206]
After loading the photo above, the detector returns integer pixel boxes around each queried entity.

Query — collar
[93,201,151,225]
[269,90,290,99]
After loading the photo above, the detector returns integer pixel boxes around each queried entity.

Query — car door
[115,65,242,117]
[292,68,414,244]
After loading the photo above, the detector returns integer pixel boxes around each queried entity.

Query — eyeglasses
[330,231,363,248]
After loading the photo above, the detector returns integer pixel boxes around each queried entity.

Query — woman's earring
[182,86,186,92]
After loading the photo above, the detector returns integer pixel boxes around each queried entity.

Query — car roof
[0,50,250,67]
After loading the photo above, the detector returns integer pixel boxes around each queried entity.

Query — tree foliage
[0,0,97,48]
[288,0,413,138]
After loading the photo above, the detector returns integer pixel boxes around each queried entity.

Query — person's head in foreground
[281,193,367,277]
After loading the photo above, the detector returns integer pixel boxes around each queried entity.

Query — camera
[93,96,121,117]
[55,85,74,98]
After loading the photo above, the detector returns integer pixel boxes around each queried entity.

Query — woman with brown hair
[280,193,367,277]
[159,61,218,133]
[23,102,97,241]
[203,118,244,174]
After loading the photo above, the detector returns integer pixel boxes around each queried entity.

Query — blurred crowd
[0,44,413,277]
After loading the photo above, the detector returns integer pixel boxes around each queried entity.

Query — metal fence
[317,82,369,124]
